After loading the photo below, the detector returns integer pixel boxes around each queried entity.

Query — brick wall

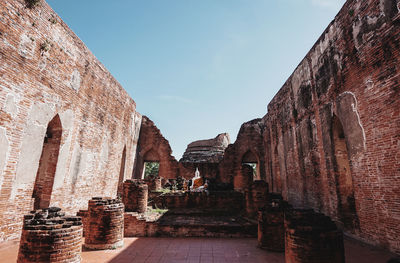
[260,0,400,253]
[219,119,266,185]
[133,116,179,180]
[0,0,140,242]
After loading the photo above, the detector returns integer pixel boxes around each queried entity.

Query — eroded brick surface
[260,0,400,253]
[0,0,139,242]
[133,116,179,180]
[0,0,399,256]
[84,197,124,250]
[122,179,148,213]
[17,207,83,263]
[284,209,345,263]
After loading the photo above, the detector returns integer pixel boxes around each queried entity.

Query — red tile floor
[0,237,397,263]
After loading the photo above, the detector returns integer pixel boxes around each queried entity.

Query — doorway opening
[143,161,160,180]
[242,150,260,180]
[141,149,160,179]
[32,114,62,210]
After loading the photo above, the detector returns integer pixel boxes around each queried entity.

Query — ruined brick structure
[0,0,140,241]
[258,194,291,252]
[179,133,230,180]
[0,0,399,256]
[181,133,230,163]
[261,0,400,253]
[233,164,253,192]
[245,180,269,218]
[84,197,124,250]
[18,207,83,263]
[219,119,267,185]
[284,209,345,263]
[122,179,148,213]
[133,116,179,180]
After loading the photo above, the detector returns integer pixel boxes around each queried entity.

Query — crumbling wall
[261,0,400,253]
[133,116,179,180]
[219,119,266,185]
[0,0,140,241]
[179,133,230,180]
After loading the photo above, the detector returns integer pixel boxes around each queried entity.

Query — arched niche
[332,114,359,232]
[32,114,62,210]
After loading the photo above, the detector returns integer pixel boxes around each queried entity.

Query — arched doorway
[242,150,260,181]
[117,146,126,196]
[332,115,359,231]
[32,114,62,210]
[142,149,160,179]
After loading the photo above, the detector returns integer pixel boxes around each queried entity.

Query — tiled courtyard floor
[0,237,397,263]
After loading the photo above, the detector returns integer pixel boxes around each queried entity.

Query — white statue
[194,167,200,179]
[190,167,201,190]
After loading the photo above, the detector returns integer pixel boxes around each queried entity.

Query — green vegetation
[40,39,52,52]
[144,162,159,179]
[153,188,171,194]
[25,0,41,9]
[49,16,57,24]
[147,206,168,215]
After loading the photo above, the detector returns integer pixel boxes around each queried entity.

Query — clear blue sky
[47,0,345,159]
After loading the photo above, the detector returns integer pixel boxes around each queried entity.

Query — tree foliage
[144,162,159,179]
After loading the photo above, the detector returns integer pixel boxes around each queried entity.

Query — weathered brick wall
[219,118,266,185]
[178,162,220,180]
[0,0,140,242]
[152,191,245,211]
[133,116,179,180]
[179,133,230,180]
[261,0,400,253]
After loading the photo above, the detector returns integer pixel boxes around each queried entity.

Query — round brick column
[285,209,345,263]
[17,207,83,263]
[246,180,268,218]
[84,197,124,250]
[258,194,291,252]
[122,179,148,213]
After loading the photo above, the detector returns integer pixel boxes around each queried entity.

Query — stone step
[163,208,242,216]
[155,214,257,238]
[124,212,257,238]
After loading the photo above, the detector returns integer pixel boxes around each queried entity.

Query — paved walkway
[0,237,397,263]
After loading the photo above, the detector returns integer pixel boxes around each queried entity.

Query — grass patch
[148,207,168,215]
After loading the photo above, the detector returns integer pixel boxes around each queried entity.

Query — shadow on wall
[117,146,127,196]
[332,114,359,233]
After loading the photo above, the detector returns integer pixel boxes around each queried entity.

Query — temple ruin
[0,0,399,262]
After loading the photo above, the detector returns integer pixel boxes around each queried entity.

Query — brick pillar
[17,207,83,263]
[84,197,124,250]
[246,180,268,218]
[234,164,253,192]
[123,179,148,213]
[285,209,345,263]
[154,177,162,191]
[258,193,291,251]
